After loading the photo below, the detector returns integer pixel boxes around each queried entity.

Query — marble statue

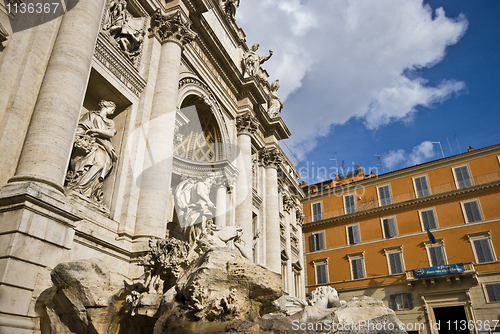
[103,0,145,62]
[242,44,273,77]
[308,285,344,309]
[221,0,239,21]
[174,175,216,246]
[66,100,117,203]
[267,79,283,118]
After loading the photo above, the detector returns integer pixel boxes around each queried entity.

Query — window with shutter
[485,283,500,302]
[388,252,403,274]
[390,293,414,310]
[312,202,323,222]
[310,232,325,252]
[429,245,446,266]
[378,185,392,206]
[347,225,360,245]
[454,166,473,189]
[473,239,494,263]
[315,264,328,284]
[420,209,437,230]
[462,200,482,223]
[382,217,397,238]
[351,258,365,279]
[344,194,356,214]
[414,176,430,198]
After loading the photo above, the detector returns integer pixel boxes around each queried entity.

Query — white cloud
[236,0,468,160]
[383,149,406,170]
[409,140,436,165]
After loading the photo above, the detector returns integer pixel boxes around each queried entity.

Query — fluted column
[7,0,107,192]
[235,112,258,255]
[134,11,196,239]
[261,147,282,274]
[215,176,227,227]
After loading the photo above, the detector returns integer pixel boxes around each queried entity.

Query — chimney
[468,146,474,152]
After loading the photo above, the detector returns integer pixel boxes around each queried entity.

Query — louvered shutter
[486,284,500,302]
[422,210,437,230]
[474,239,493,263]
[318,233,325,250]
[310,234,316,252]
[352,225,360,244]
[389,253,402,274]
[464,201,481,222]
[390,295,398,310]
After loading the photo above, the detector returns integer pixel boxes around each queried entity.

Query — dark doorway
[433,306,470,334]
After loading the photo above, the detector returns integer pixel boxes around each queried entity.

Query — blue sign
[413,263,464,278]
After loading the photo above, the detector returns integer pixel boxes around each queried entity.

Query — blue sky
[236,0,500,183]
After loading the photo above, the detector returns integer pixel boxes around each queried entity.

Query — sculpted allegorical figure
[104,0,145,62]
[66,100,117,203]
[242,44,273,77]
[174,175,216,246]
[222,0,239,21]
[267,79,283,118]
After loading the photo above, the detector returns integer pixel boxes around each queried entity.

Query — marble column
[134,10,196,239]
[261,147,283,274]
[235,112,258,255]
[215,176,227,227]
[8,0,107,192]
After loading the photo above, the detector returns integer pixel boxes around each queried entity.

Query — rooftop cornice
[302,180,500,230]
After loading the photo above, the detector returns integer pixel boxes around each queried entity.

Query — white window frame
[343,193,357,214]
[423,239,448,267]
[467,231,497,264]
[380,216,398,238]
[452,164,474,189]
[418,208,439,231]
[311,201,323,222]
[346,223,361,245]
[347,252,366,280]
[377,184,393,206]
[384,245,405,275]
[412,174,431,198]
[310,231,325,252]
[312,258,329,285]
[460,198,483,223]
[483,282,500,303]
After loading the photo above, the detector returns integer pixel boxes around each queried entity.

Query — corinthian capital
[149,10,197,46]
[236,113,258,136]
[259,148,282,169]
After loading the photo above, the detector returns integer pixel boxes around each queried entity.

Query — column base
[0,181,82,332]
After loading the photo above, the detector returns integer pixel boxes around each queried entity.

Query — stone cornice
[236,112,258,135]
[260,147,283,169]
[149,9,196,46]
[303,180,500,230]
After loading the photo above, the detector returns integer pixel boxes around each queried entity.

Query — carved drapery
[149,10,196,47]
[236,113,258,136]
[259,148,282,169]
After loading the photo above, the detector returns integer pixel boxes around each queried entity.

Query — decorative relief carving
[259,147,283,169]
[268,79,283,118]
[149,9,196,47]
[94,36,146,96]
[65,100,117,211]
[220,0,239,21]
[242,44,272,77]
[102,0,146,66]
[296,208,305,226]
[236,113,258,135]
[283,194,294,213]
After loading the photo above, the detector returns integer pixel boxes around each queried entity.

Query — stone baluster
[134,10,196,239]
[8,0,107,192]
[260,147,283,274]
[235,112,258,256]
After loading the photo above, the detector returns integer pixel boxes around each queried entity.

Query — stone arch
[177,76,231,161]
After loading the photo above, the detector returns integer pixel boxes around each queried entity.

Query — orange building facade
[301,144,500,334]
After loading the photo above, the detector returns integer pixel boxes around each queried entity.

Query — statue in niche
[221,0,239,21]
[174,175,216,246]
[242,44,273,77]
[66,100,117,204]
[103,0,145,64]
[267,79,283,118]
